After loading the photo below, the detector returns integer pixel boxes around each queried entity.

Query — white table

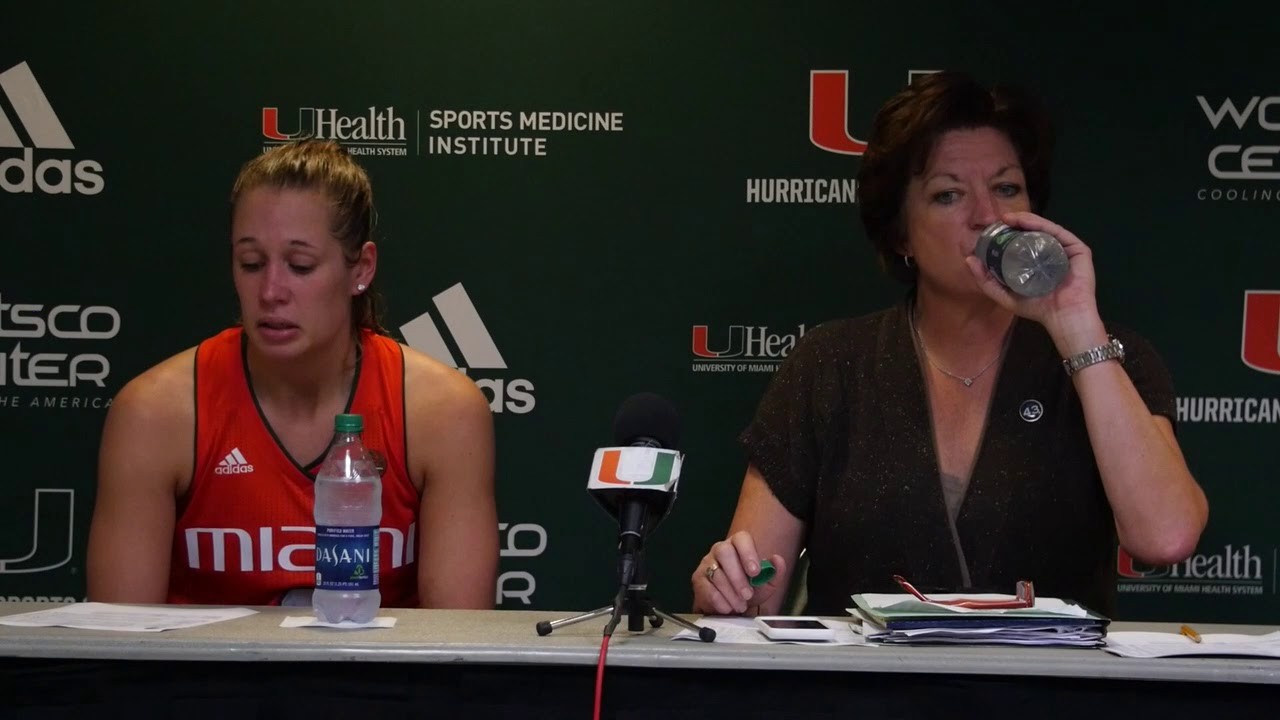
[1,603,1277,718]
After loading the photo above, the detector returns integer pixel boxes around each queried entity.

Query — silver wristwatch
[1062,336,1125,376]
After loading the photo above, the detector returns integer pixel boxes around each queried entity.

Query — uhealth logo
[690,324,807,373]
[400,283,535,414]
[1117,546,1268,596]
[0,62,104,195]
[262,106,409,156]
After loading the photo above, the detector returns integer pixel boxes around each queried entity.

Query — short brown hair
[856,72,1054,284]
[230,139,385,333]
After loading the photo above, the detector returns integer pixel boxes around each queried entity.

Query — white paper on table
[0,602,256,632]
[855,593,1090,617]
[672,616,865,645]
[280,616,397,629]
[1104,630,1280,659]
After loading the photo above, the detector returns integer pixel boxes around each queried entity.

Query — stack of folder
[849,591,1109,647]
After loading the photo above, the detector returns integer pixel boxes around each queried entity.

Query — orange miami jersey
[168,328,420,606]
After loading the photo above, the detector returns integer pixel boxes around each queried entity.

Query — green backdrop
[3,2,1277,623]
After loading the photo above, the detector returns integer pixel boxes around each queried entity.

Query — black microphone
[613,391,681,450]
[587,393,682,587]
[537,393,711,642]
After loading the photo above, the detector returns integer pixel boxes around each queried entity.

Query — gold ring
[704,563,719,582]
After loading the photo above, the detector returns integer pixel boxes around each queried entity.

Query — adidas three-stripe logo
[400,283,536,414]
[400,283,506,369]
[214,448,255,475]
[0,62,73,150]
[1,61,105,195]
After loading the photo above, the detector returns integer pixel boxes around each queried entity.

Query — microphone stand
[536,547,717,642]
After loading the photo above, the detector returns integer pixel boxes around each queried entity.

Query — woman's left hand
[964,211,1100,334]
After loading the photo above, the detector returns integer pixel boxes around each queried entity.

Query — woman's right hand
[691,530,787,616]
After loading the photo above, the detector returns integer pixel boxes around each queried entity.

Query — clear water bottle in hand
[313,413,382,623]
[975,222,1069,298]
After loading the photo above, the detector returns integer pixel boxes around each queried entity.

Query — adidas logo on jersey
[214,447,255,475]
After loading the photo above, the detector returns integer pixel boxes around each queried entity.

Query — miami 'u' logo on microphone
[588,448,682,490]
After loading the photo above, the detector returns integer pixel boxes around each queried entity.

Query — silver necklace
[909,307,1008,388]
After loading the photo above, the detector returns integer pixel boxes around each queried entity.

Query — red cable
[593,633,611,720]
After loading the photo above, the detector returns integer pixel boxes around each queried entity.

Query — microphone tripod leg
[650,607,717,643]
[535,605,615,636]
[537,586,628,637]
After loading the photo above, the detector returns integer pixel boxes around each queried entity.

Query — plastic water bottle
[974,222,1069,297]
[313,413,382,623]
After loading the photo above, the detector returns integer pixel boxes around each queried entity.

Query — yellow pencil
[1180,625,1202,644]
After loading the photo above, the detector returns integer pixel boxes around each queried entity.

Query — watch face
[1101,338,1124,363]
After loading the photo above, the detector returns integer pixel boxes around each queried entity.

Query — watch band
[1062,336,1125,376]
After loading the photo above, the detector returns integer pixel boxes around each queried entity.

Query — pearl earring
[356,283,367,293]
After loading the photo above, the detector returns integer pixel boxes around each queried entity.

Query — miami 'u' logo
[691,325,745,358]
[261,107,315,141]
[0,489,75,574]
[1116,548,1171,579]
[810,70,868,156]
[1242,290,1280,374]
[594,449,677,486]
[809,70,941,156]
